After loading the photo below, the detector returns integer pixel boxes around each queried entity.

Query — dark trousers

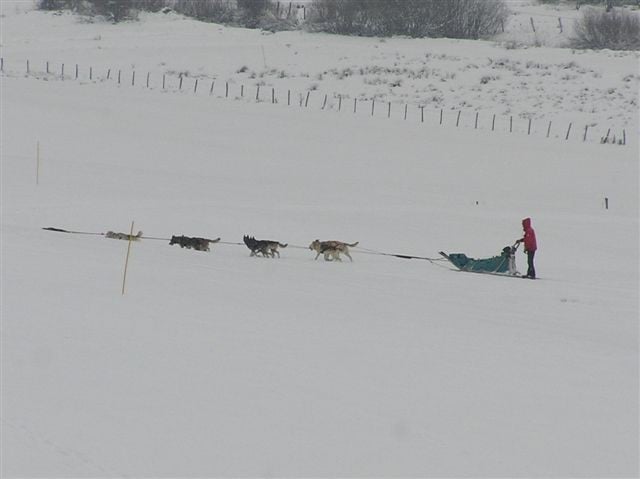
[526,251,536,278]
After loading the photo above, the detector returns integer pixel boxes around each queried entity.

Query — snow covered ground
[1,2,638,477]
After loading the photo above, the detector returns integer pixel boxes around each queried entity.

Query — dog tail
[347,241,359,247]
[279,243,288,248]
[208,237,221,243]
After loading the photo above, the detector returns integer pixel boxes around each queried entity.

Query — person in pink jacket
[516,217,537,279]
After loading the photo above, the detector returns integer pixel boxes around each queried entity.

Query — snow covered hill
[1,2,638,477]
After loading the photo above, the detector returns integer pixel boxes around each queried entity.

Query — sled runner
[439,243,521,277]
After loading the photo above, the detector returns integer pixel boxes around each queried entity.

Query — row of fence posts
[4,58,628,145]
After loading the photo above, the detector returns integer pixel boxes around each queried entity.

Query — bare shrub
[308,0,508,39]
[571,7,640,50]
[172,0,235,23]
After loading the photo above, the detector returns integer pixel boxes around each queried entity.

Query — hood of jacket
[522,217,532,230]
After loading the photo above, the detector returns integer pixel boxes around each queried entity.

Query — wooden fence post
[547,120,552,138]
[604,197,609,210]
[387,101,391,118]
[210,80,215,95]
[118,70,121,84]
[225,82,229,97]
[492,114,496,131]
[528,118,532,135]
[179,75,183,90]
[510,116,513,133]
[27,60,30,74]
[61,63,65,79]
[163,74,166,89]
[304,91,310,107]
[107,68,111,80]
[565,122,572,140]
[256,85,260,101]
[456,110,461,127]
[322,94,327,109]
[474,112,479,129]
[623,129,626,145]
[421,106,424,123]
[194,78,198,93]
[353,98,357,113]
[1,58,4,72]
[371,99,375,116]
[75,64,78,79]
[338,95,341,111]
[132,71,135,86]
[272,88,276,104]
[241,84,244,97]
[583,125,588,141]
[90,66,93,80]
[146,72,150,88]
[530,17,536,33]
[558,17,563,33]
[288,89,291,106]
[46,61,49,73]
[121,221,135,296]
[440,108,443,125]
[404,104,407,120]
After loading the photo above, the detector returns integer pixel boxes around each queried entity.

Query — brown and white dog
[309,240,359,262]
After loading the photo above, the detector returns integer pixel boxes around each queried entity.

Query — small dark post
[558,17,563,33]
[456,110,461,127]
[179,75,183,90]
[225,82,229,97]
[474,112,479,129]
[272,88,275,104]
[565,122,572,140]
[353,98,357,113]
[509,116,513,133]
[371,99,375,116]
[303,6,306,19]
[288,2,292,17]
[288,89,291,106]
[46,61,49,73]
[89,66,93,80]
[387,101,391,118]
[118,70,121,84]
[500,19,504,32]
[492,114,496,131]
[75,64,78,79]
[194,79,198,93]
[1,58,3,72]
[27,60,30,73]
[421,106,424,123]
[322,94,327,109]
[132,71,135,86]
[62,63,65,79]
[241,85,244,97]
[404,104,408,120]
[530,17,536,33]
[622,129,626,145]
[439,108,443,125]
[583,125,588,142]
[528,118,532,135]
[107,68,111,80]
[209,80,215,95]
[603,128,611,143]
[546,120,552,138]
[338,95,341,111]
[146,72,150,88]
[604,197,609,209]
[256,85,260,101]
[163,74,166,89]
[304,91,310,107]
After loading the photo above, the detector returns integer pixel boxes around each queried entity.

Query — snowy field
[1,1,639,477]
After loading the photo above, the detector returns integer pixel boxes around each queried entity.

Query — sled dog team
[243,235,359,262]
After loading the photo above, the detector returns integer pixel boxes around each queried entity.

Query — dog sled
[439,243,521,277]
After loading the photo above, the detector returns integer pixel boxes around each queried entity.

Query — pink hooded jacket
[521,217,537,252]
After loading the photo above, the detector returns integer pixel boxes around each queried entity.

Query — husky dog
[169,235,220,252]
[309,240,359,262]
[105,230,143,241]
[243,235,288,258]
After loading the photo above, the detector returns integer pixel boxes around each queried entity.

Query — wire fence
[1,57,629,146]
